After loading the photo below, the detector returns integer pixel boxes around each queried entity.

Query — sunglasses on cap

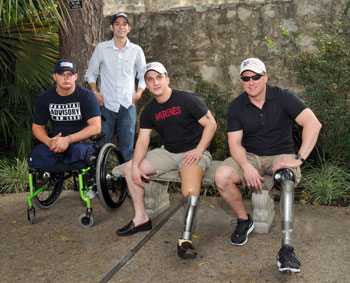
[241,74,263,82]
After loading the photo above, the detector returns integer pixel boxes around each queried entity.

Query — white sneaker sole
[277,261,300,273]
[230,222,255,246]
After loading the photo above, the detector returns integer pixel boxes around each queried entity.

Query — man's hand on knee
[272,157,301,171]
[131,166,149,188]
[183,148,203,166]
[243,164,264,190]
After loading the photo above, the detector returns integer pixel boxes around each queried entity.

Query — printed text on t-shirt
[155,106,181,121]
[49,103,82,121]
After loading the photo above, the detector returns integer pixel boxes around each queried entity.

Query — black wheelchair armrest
[90,132,105,142]
[84,132,106,165]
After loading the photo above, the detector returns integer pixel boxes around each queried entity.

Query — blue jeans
[100,105,136,162]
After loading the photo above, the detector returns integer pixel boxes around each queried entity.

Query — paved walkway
[1,191,349,282]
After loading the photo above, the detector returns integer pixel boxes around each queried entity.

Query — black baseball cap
[111,12,130,25]
[53,59,76,74]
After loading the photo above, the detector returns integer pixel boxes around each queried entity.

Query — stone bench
[112,160,275,233]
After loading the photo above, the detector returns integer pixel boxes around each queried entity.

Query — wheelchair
[26,133,127,228]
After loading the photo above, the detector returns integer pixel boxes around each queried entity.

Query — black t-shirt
[140,89,208,153]
[227,84,308,155]
[33,85,101,137]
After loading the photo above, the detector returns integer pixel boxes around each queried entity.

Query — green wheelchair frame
[26,134,127,228]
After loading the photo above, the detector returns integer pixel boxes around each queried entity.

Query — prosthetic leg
[274,168,301,272]
[178,195,199,259]
[182,195,199,241]
[274,168,295,245]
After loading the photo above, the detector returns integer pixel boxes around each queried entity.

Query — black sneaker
[177,241,197,259]
[230,214,254,246]
[276,245,301,272]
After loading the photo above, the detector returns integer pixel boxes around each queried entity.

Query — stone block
[251,175,275,234]
[112,161,276,233]
[144,180,171,219]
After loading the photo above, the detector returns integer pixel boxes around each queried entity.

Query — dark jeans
[100,105,136,162]
[29,142,94,169]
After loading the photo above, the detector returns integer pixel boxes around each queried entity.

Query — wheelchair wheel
[78,213,94,228]
[33,171,64,209]
[27,207,36,224]
[96,143,127,212]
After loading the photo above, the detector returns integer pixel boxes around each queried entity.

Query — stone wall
[104,0,146,14]
[104,0,348,98]
[104,0,293,14]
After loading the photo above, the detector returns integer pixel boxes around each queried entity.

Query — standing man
[117,62,217,259]
[215,58,322,272]
[29,59,101,168]
[85,12,146,162]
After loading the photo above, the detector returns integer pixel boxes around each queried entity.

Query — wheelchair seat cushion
[36,162,87,173]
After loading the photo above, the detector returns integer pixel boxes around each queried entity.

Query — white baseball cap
[145,62,168,77]
[240,58,266,75]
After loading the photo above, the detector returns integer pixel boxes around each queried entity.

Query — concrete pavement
[0,191,349,282]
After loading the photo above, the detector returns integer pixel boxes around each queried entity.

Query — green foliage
[288,32,350,162]
[192,73,230,160]
[201,184,219,197]
[299,159,350,205]
[0,158,29,193]
[0,0,63,158]
[0,0,63,28]
[265,2,350,163]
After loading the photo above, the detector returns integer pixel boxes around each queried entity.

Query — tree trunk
[58,0,104,86]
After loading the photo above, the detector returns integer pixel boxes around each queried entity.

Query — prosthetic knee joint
[273,168,295,246]
[182,195,199,241]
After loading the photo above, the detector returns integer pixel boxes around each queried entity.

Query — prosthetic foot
[178,195,199,259]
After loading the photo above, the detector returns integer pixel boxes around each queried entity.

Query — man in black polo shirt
[215,58,322,272]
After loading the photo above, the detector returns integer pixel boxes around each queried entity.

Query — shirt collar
[243,84,277,105]
[107,38,130,50]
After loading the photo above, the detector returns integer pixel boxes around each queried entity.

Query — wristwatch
[295,154,305,163]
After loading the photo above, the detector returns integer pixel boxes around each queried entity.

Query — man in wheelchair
[27,60,128,227]
[29,59,101,169]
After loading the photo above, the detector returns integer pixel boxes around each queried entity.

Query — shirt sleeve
[83,91,101,120]
[280,89,308,120]
[226,100,242,132]
[84,44,101,84]
[184,92,209,120]
[140,104,153,129]
[135,46,146,90]
[33,94,50,126]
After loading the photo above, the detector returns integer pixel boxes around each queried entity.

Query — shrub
[265,1,350,163]
[299,159,350,205]
[193,73,230,161]
[0,158,29,193]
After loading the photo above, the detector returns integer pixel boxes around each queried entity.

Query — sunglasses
[241,74,263,82]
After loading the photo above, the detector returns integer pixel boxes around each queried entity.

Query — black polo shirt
[227,84,308,155]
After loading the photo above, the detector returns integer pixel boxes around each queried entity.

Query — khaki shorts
[222,153,301,188]
[145,147,212,175]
